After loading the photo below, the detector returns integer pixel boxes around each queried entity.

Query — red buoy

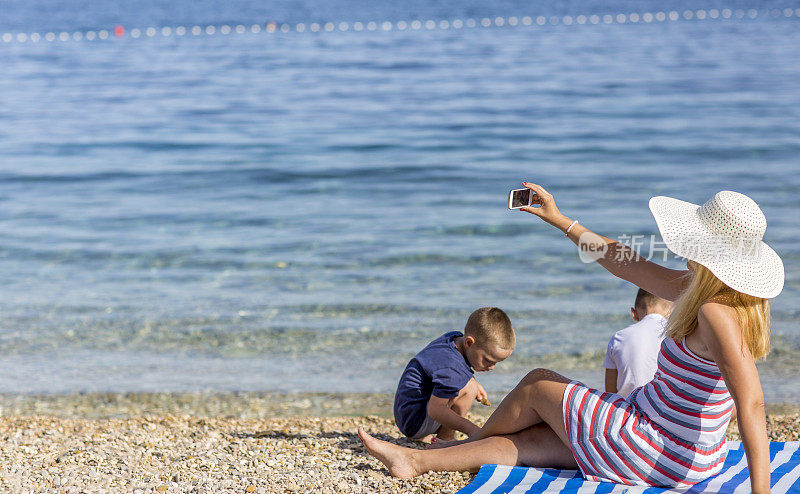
[114,25,125,37]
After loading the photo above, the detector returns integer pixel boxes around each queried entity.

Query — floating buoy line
[1,8,798,44]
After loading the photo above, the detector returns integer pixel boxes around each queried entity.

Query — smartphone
[508,188,534,209]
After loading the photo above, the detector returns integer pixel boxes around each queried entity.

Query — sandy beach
[1,394,798,493]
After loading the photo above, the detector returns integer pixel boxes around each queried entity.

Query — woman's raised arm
[520,182,688,302]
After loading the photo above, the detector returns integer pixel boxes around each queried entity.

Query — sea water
[0,0,799,402]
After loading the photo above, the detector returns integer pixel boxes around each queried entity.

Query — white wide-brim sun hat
[649,191,784,299]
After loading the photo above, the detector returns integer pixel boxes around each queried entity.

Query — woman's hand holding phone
[518,182,564,225]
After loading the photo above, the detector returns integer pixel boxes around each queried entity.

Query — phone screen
[510,189,532,208]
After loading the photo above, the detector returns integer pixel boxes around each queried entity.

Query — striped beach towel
[457,441,800,493]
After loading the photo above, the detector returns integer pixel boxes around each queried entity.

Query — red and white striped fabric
[561,337,734,487]
[632,336,735,444]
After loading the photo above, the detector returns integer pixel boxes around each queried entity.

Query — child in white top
[603,288,672,397]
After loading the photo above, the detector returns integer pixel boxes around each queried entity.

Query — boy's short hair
[464,307,515,350]
[634,288,668,313]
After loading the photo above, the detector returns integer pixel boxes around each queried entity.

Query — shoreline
[2,391,799,419]
[0,392,496,420]
[2,412,799,493]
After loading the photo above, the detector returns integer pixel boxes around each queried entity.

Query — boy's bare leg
[434,426,456,442]
[359,423,577,479]
[436,384,479,441]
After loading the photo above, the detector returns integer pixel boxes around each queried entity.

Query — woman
[358,183,782,492]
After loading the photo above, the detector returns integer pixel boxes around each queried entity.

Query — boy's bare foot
[358,428,419,479]
[416,434,435,444]
[428,437,463,449]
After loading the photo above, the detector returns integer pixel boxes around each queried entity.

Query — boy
[603,288,672,398]
[393,307,515,441]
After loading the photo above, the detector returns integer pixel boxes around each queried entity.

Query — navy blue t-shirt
[393,331,474,437]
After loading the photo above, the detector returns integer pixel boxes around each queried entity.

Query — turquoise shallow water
[0,1,799,400]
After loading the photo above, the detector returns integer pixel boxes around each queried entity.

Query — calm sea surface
[1,0,799,401]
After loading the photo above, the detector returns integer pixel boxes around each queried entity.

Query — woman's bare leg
[470,368,572,443]
[358,423,576,479]
[430,368,572,450]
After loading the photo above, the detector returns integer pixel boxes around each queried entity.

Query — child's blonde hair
[666,261,771,360]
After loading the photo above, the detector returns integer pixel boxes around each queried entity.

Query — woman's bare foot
[358,428,419,479]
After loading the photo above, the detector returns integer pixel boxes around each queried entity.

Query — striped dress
[562,337,735,487]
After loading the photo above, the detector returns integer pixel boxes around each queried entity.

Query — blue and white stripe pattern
[457,441,800,493]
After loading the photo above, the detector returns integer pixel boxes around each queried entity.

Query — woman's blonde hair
[666,261,771,360]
